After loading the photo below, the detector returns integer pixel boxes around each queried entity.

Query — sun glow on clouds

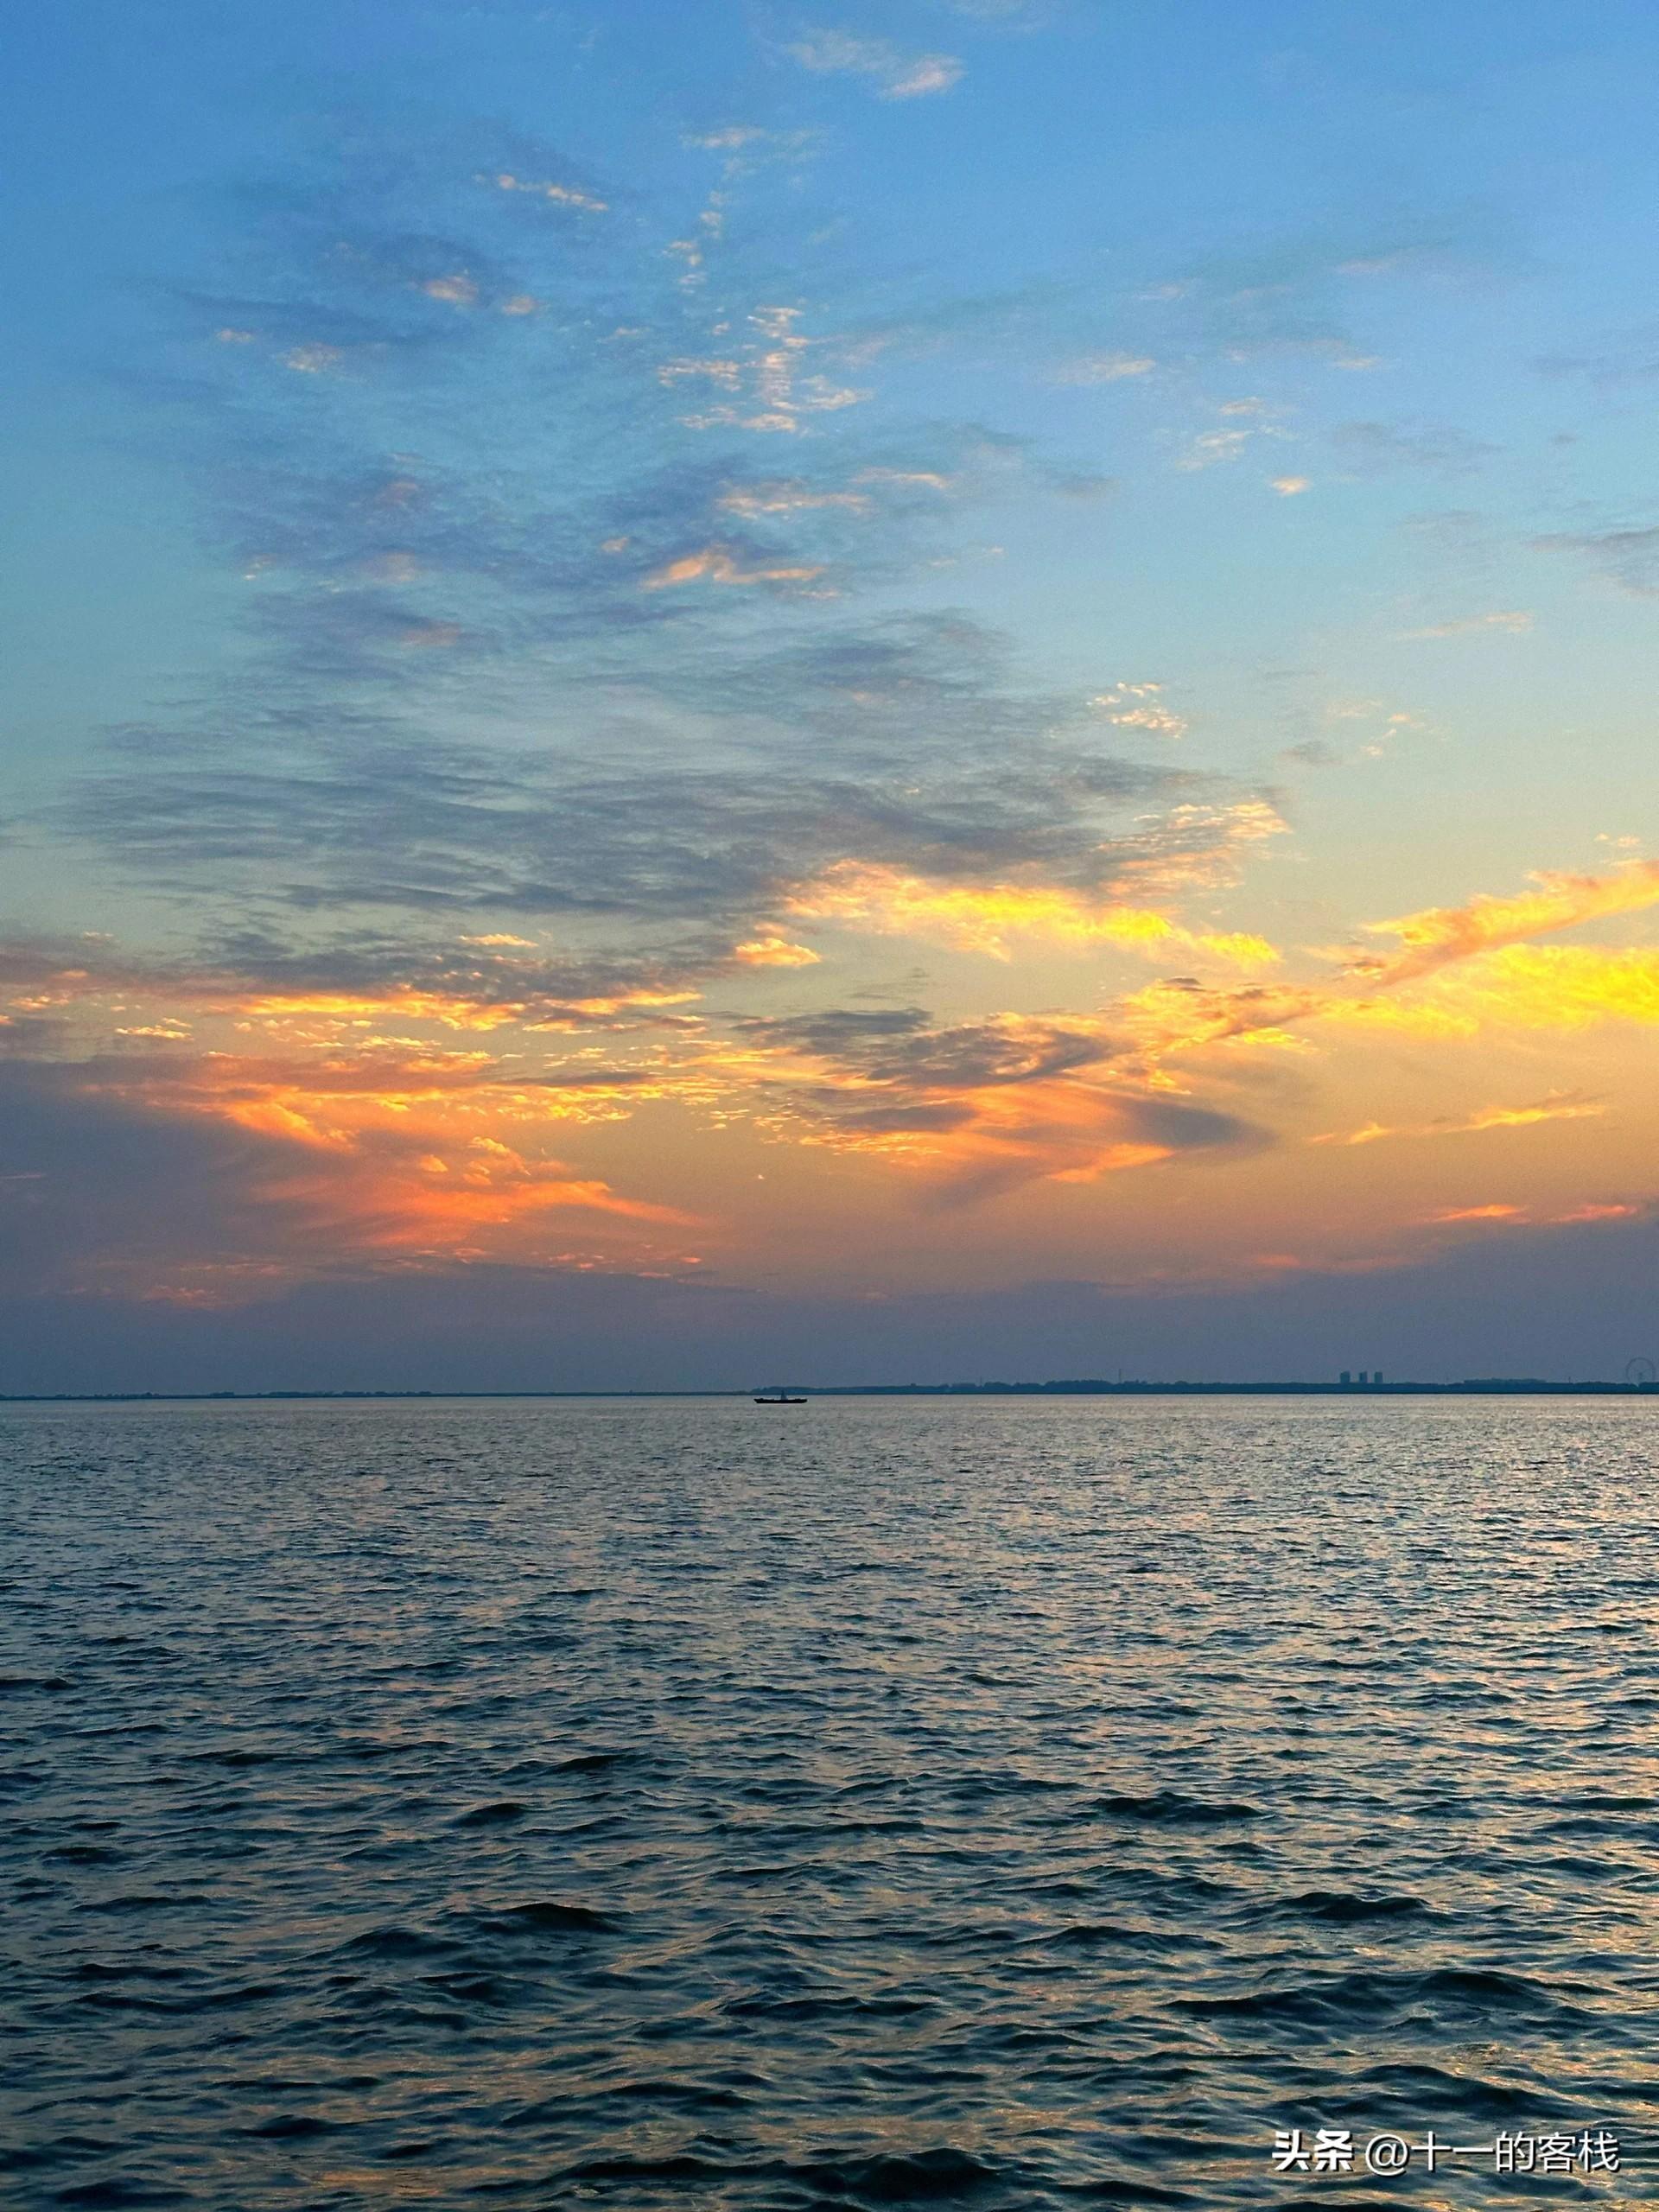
[784,862,1280,965]
[109,1032,719,1251]
[1400,1200,1636,1233]
[15,1,1659,1357]
[7,843,1659,1299]
[732,938,821,969]
[1449,945,1659,1030]
[1356,863,1659,981]
[240,984,700,1031]
[1312,1095,1607,1147]
[736,1014,1184,1192]
[1111,862,1659,1063]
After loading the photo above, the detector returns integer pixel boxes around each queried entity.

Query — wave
[1262,1888,1435,1923]
[472,1899,618,1934]
[1088,1790,1261,1825]
[1178,1965,1584,2026]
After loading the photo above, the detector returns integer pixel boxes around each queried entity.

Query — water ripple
[3,1394,1659,2207]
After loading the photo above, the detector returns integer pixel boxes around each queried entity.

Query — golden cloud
[785,862,1280,965]
[1357,861,1659,983]
[1311,1093,1606,1147]
[732,938,822,969]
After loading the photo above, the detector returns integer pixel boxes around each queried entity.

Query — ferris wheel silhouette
[1625,1357,1657,1388]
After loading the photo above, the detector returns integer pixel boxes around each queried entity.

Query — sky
[3,0,1658,1392]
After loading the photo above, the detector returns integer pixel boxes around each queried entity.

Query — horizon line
[4,1377,1658,1404]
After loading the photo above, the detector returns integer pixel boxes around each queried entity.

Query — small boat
[753,1389,808,1405]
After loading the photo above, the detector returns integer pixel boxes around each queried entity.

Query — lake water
[3,1395,1657,2207]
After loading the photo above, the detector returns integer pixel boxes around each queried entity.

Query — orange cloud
[1119,977,1320,1058]
[640,545,826,590]
[811,1069,1184,1196]
[1357,861,1659,983]
[365,1143,698,1245]
[6,841,1656,1278]
[57,1044,707,1277]
[724,1005,1267,1202]
[1311,1093,1606,1147]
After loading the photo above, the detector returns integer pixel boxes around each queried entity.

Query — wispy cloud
[1176,398,1290,473]
[1534,524,1659,597]
[1050,353,1156,385]
[664,308,868,434]
[785,30,964,99]
[1332,419,1494,478]
[717,480,872,518]
[1138,218,1500,371]
[484,170,608,213]
[1089,682,1187,740]
[1399,609,1534,639]
[640,545,828,591]
[1354,863,1659,985]
[1311,1093,1606,1147]
[1178,428,1252,472]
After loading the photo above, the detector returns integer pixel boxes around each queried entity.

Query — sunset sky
[5,0,1659,1390]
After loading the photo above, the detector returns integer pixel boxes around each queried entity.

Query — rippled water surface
[5,1395,1659,2208]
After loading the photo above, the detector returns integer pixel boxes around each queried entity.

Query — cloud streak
[1311,1094,1606,1147]
[785,32,964,99]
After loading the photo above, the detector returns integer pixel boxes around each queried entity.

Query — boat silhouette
[753,1389,808,1405]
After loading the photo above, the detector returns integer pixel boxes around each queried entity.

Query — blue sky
[3,0,1658,1388]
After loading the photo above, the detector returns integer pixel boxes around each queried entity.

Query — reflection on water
[3,1395,1656,2207]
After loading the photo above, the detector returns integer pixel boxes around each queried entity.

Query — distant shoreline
[3,1380,1656,1403]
